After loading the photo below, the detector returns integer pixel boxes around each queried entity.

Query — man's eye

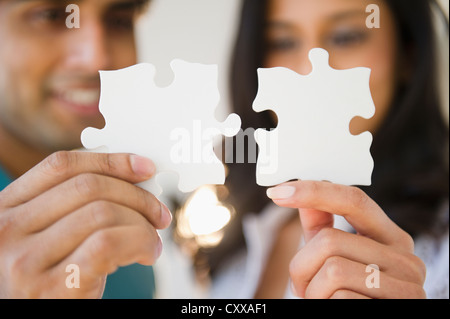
[32,7,67,24]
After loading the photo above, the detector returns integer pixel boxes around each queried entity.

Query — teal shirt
[0,166,12,191]
[0,165,155,299]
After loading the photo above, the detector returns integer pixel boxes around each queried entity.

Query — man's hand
[0,151,171,299]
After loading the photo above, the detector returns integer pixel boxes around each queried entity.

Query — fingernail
[160,202,173,227]
[267,185,296,200]
[130,155,155,177]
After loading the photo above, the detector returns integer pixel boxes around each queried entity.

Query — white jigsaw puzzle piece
[253,48,376,187]
[81,60,241,196]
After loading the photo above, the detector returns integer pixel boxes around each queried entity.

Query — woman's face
[265,0,400,135]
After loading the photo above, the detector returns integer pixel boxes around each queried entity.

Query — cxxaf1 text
[181,303,267,316]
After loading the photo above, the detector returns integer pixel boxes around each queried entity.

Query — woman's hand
[267,181,427,299]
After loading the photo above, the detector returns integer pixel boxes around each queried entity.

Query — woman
[174,0,449,299]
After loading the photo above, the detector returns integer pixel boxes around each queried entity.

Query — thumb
[299,208,334,243]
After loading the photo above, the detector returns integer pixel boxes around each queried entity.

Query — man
[0,0,171,299]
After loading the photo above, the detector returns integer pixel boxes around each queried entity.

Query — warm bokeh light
[177,186,232,248]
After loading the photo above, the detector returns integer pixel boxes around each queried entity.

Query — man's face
[0,0,147,151]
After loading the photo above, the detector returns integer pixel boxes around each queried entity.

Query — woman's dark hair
[191,0,449,277]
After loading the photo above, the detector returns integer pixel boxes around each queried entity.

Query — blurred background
[137,0,449,122]
[135,0,449,298]
[136,0,241,121]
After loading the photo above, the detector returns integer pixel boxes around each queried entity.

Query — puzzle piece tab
[253,48,375,187]
[81,60,241,196]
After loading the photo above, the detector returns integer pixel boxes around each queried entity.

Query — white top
[210,204,449,299]
[154,204,449,299]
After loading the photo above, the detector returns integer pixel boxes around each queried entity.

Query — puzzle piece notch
[81,59,241,196]
[253,48,376,187]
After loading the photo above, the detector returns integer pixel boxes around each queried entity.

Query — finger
[330,290,371,299]
[0,152,156,208]
[267,181,413,249]
[267,184,334,242]
[298,208,334,243]
[30,201,153,270]
[49,225,162,296]
[289,228,427,297]
[303,256,426,299]
[13,174,171,233]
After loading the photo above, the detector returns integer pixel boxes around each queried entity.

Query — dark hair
[190,0,449,277]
